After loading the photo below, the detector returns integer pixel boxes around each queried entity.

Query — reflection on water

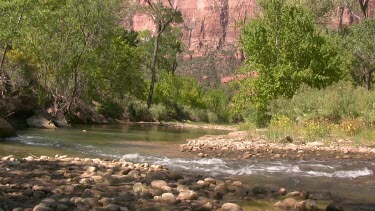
[0,124,226,158]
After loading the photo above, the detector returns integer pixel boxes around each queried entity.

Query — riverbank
[180,131,375,160]
[124,121,238,131]
[0,155,336,211]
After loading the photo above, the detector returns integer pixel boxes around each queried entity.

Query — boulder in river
[26,116,57,129]
[0,117,16,138]
[221,203,243,211]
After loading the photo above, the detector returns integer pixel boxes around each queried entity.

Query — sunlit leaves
[238,0,348,126]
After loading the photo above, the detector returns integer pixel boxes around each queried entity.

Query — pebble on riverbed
[0,155,250,211]
[180,131,375,160]
[0,154,333,211]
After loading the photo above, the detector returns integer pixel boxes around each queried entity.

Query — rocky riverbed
[180,131,375,160]
[0,155,336,211]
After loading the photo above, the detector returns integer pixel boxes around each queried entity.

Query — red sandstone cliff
[128,0,257,60]
[126,0,375,82]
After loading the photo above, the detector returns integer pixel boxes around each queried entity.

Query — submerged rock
[0,118,16,138]
[26,116,56,129]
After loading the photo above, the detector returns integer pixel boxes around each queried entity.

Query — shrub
[270,81,375,124]
[97,101,124,119]
[149,104,169,121]
[127,101,152,121]
[340,118,364,136]
[302,119,332,139]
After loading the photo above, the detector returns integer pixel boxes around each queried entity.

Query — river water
[1,125,374,203]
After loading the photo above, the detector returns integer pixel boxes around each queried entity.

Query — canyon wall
[130,0,256,59]
[127,0,375,83]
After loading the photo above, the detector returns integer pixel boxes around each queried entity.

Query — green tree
[0,0,38,96]
[139,27,183,74]
[13,0,145,111]
[22,0,121,109]
[239,0,347,126]
[340,18,375,90]
[142,0,183,108]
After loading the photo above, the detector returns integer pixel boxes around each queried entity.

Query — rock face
[129,0,375,56]
[127,0,375,81]
[129,0,256,59]
[0,118,16,138]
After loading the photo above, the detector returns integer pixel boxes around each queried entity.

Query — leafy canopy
[238,0,348,126]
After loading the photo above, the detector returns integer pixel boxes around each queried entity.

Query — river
[1,124,374,204]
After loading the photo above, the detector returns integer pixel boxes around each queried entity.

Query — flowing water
[1,125,374,203]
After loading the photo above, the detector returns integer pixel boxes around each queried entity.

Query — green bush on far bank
[240,81,375,145]
[151,72,232,123]
[270,81,375,124]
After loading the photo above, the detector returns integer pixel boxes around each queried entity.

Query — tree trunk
[0,44,9,74]
[67,53,83,113]
[147,32,161,109]
[0,45,10,97]
[67,67,78,112]
[338,6,344,28]
[365,68,372,90]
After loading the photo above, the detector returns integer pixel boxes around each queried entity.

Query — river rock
[5,160,20,166]
[85,166,96,173]
[104,204,121,211]
[278,188,287,196]
[103,174,121,186]
[82,197,98,207]
[0,118,16,138]
[33,204,52,211]
[113,192,136,203]
[33,190,46,198]
[139,191,153,199]
[26,116,56,129]
[40,198,56,206]
[177,190,198,200]
[204,177,216,184]
[197,180,206,186]
[286,191,301,197]
[161,193,176,204]
[133,182,144,193]
[98,198,112,207]
[221,203,243,211]
[52,119,71,128]
[300,199,318,211]
[177,184,189,192]
[232,181,242,187]
[274,198,298,209]
[56,204,69,211]
[127,170,140,178]
[150,180,169,190]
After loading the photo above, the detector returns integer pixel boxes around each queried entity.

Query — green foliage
[238,0,348,127]
[339,18,375,87]
[140,27,183,73]
[97,101,124,119]
[149,104,169,121]
[127,101,153,122]
[154,72,205,108]
[0,0,146,113]
[270,81,375,124]
[152,72,232,123]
